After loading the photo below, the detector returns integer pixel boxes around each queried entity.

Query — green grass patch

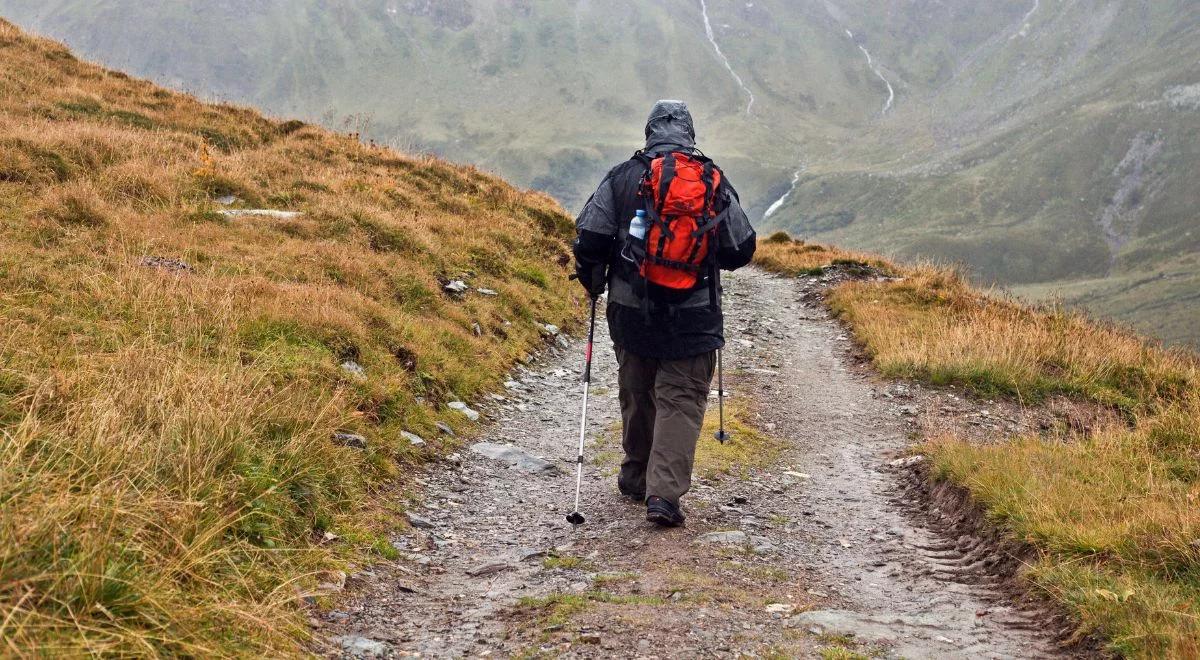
[927,425,1200,658]
[695,399,783,480]
[542,555,589,571]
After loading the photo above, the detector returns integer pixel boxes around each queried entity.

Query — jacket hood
[644,100,696,153]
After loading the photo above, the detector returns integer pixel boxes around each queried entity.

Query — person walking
[573,100,756,527]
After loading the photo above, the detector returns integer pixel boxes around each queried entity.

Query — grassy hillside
[0,19,580,654]
[758,236,1200,657]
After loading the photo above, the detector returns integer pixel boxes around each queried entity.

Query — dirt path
[317,268,1065,658]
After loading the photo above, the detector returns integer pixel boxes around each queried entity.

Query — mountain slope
[0,19,578,654]
[0,0,951,212]
[769,0,1200,346]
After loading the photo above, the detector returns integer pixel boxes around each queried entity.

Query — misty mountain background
[2,0,1197,347]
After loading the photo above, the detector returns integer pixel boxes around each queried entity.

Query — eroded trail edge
[318,268,1065,658]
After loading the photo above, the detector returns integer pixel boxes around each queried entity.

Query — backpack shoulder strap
[657,153,677,212]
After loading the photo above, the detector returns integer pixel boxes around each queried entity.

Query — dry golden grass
[752,231,895,277]
[0,21,582,655]
[757,237,1200,657]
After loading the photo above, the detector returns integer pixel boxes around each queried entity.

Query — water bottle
[629,210,647,241]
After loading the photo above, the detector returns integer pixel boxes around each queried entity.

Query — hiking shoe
[646,496,685,527]
[618,485,646,503]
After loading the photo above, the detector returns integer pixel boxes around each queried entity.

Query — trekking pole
[713,265,730,444]
[715,348,729,444]
[566,295,599,526]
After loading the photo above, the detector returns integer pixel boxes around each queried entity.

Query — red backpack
[624,151,724,309]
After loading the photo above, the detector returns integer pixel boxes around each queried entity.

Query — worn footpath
[317,268,1072,658]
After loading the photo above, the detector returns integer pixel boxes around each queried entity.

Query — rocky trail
[316,268,1074,659]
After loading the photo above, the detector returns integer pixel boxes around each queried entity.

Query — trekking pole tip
[714,430,730,444]
[566,512,586,526]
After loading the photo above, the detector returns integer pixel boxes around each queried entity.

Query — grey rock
[696,530,748,545]
[750,536,777,554]
[340,361,367,379]
[139,255,193,273]
[889,455,926,468]
[219,209,301,220]
[215,194,239,205]
[406,512,434,529]
[470,442,557,474]
[539,323,560,337]
[332,433,367,450]
[333,635,387,657]
[477,288,499,296]
[447,401,480,421]
[401,431,426,447]
[435,421,456,436]
[466,561,514,577]
[443,280,469,294]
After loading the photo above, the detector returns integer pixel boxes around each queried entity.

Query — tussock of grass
[828,265,1197,412]
[517,591,666,629]
[542,556,589,571]
[929,425,1200,657]
[757,239,1200,657]
[695,399,782,480]
[0,21,580,654]
[753,233,893,277]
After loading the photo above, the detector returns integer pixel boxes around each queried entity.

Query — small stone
[899,405,919,416]
[406,512,434,529]
[444,280,469,294]
[340,361,367,380]
[472,322,483,336]
[219,209,302,220]
[436,421,456,437]
[838,538,852,548]
[750,536,777,555]
[334,636,387,657]
[215,194,239,205]
[889,455,926,468]
[477,288,498,296]
[466,562,513,577]
[765,603,795,614]
[401,431,426,447]
[470,442,557,474]
[315,570,346,592]
[539,323,560,337]
[447,401,481,421]
[322,531,340,543]
[578,633,602,645]
[504,380,522,390]
[782,471,811,479]
[696,530,748,545]
[332,433,367,449]
[139,255,193,273]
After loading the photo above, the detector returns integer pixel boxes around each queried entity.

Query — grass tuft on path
[756,234,1200,658]
[695,398,783,480]
[0,20,580,655]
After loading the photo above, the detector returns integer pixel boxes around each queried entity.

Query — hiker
[573,100,757,527]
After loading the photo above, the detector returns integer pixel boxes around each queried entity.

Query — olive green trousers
[614,347,716,505]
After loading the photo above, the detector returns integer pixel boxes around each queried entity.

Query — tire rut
[316,267,1066,659]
